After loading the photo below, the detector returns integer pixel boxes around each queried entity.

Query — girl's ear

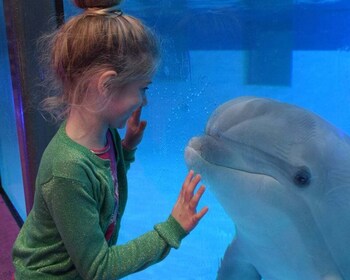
[97,70,118,96]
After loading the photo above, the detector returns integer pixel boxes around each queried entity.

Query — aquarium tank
[4,0,350,279]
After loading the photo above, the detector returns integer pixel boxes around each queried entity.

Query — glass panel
[63,1,350,279]
[0,0,26,220]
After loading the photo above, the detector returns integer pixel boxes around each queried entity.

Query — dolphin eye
[294,168,311,187]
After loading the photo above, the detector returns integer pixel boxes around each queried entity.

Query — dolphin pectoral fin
[217,239,261,280]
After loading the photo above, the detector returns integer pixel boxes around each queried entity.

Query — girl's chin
[117,123,126,129]
[110,115,129,129]
[114,119,127,129]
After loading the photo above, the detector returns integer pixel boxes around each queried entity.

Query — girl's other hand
[171,170,209,233]
[122,107,147,150]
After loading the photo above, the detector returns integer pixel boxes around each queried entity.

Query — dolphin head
[186,96,350,203]
[185,96,350,277]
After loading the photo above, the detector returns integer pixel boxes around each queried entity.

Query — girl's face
[103,80,151,128]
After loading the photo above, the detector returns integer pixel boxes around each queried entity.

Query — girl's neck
[65,108,109,150]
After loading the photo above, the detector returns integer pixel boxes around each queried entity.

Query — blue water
[62,1,350,279]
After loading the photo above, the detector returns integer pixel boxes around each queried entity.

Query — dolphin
[185,96,350,280]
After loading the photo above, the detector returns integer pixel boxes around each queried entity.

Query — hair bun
[73,0,122,9]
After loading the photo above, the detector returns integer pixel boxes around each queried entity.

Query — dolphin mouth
[185,138,280,181]
[186,146,279,187]
[185,134,302,186]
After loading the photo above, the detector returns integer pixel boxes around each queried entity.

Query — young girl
[12,0,208,279]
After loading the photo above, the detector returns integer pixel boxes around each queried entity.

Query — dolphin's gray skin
[185,96,350,280]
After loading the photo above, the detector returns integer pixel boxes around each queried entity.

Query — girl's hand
[171,170,209,233]
[122,107,147,150]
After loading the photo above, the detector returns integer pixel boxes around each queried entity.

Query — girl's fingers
[195,206,209,220]
[173,172,208,232]
[128,107,142,126]
[190,185,206,208]
[183,170,194,187]
[184,173,201,202]
[181,170,194,197]
[139,120,147,131]
[133,107,142,122]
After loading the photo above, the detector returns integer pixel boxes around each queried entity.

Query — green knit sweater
[12,123,187,280]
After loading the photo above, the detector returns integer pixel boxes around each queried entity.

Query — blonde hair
[41,0,159,121]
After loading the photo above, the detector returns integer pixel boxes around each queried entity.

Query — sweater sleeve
[42,176,187,280]
[122,146,136,171]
